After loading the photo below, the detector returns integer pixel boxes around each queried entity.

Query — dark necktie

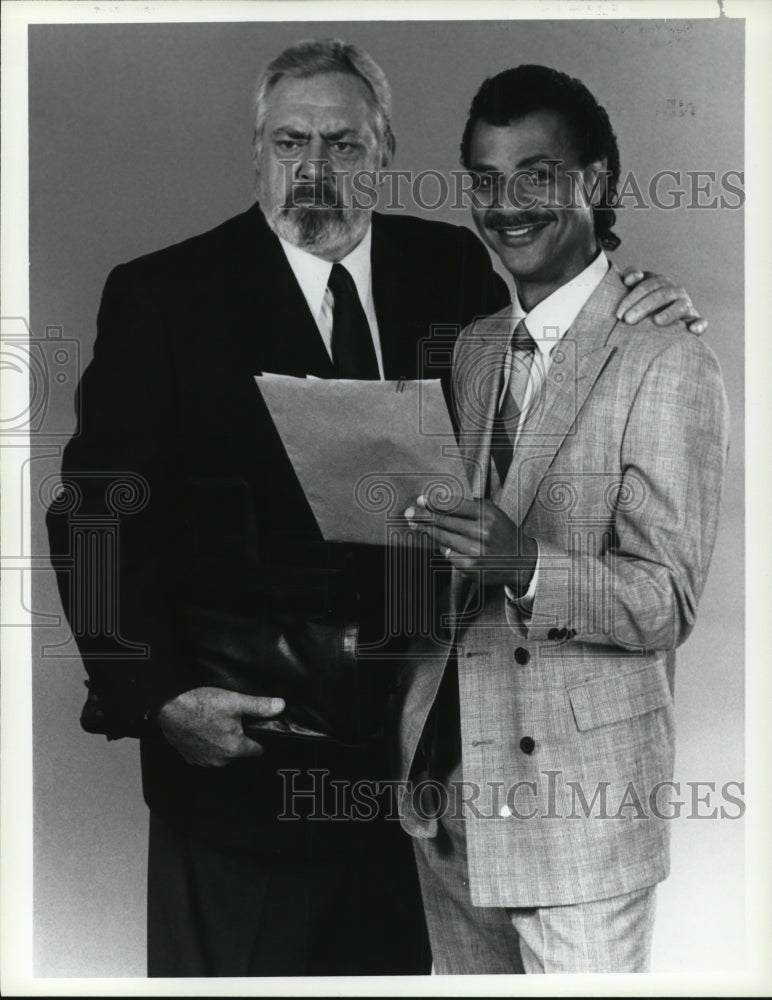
[489,319,537,486]
[327,262,379,379]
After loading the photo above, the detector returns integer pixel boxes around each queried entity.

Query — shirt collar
[513,250,609,358]
[278,227,373,322]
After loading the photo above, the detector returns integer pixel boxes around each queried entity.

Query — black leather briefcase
[182,604,395,747]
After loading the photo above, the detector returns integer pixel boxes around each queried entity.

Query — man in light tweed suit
[400,65,730,973]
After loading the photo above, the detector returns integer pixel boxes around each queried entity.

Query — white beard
[264,203,370,258]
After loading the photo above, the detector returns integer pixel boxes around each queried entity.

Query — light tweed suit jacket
[396,263,730,908]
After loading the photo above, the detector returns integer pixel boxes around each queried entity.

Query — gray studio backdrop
[29,18,744,977]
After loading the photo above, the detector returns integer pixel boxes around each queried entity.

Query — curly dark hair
[460,65,621,251]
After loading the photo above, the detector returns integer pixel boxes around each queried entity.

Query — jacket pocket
[566,664,673,732]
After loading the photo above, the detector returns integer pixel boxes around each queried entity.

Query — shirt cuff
[504,542,540,610]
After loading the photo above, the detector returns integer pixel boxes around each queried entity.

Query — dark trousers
[147,811,431,977]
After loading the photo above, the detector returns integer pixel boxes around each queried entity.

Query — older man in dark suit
[46,39,704,977]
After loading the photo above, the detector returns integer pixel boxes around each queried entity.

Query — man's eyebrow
[516,153,560,169]
[468,163,503,174]
[469,153,559,171]
[322,128,360,141]
[270,126,361,141]
[271,126,310,138]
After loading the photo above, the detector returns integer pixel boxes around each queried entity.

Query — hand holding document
[256,376,470,545]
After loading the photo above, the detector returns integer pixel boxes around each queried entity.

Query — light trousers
[413,786,656,974]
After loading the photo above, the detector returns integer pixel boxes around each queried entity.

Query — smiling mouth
[492,220,551,240]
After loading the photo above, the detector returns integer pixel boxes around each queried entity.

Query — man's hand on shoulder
[156,687,285,767]
[617,266,707,334]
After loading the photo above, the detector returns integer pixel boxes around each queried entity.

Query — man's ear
[380,131,396,169]
[583,157,609,206]
[252,132,263,179]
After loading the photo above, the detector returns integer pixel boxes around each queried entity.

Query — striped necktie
[489,319,537,486]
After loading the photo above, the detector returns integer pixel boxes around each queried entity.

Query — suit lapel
[231,204,336,377]
[450,265,627,618]
[371,213,418,379]
[447,307,515,625]
[496,265,626,525]
[496,341,616,524]
[456,308,517,497]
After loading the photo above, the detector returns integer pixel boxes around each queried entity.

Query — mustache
[283,181,345,209]
[484,210,555,229]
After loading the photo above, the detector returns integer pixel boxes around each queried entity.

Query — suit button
[514,647,530,665]
[547,628,560,640]
[519,736,536,755]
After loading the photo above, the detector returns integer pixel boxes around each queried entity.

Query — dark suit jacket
[47,203,509,854]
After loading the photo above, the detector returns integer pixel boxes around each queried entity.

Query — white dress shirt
[506,250,610,606]
[278,227,384,378]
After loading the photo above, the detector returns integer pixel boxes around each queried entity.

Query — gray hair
[252,38,395,163]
